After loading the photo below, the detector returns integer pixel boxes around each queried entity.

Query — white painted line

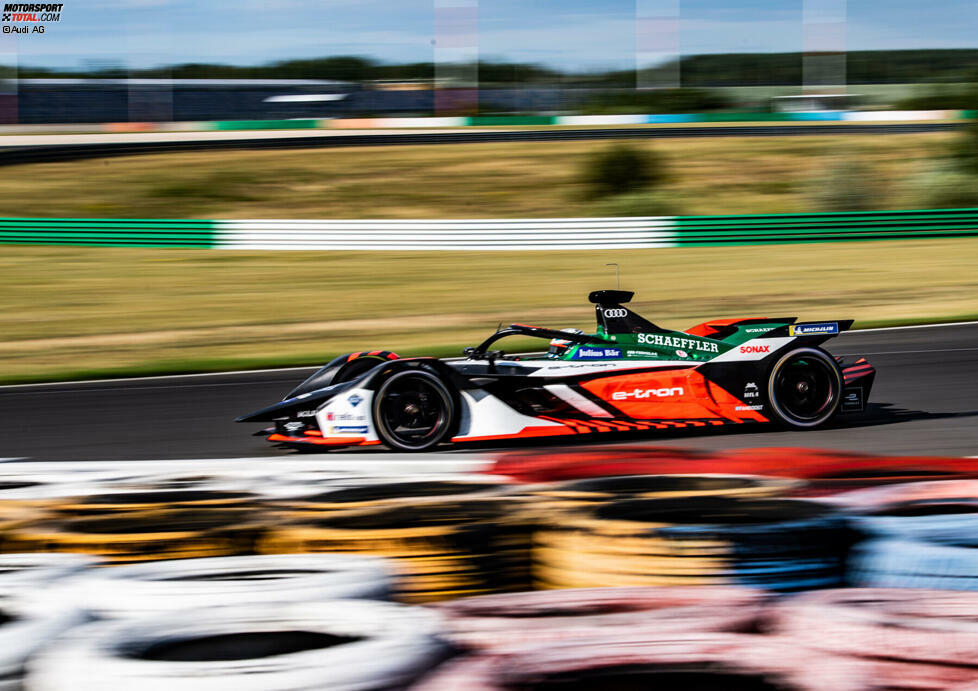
[0,365,320,390]
[850,321,978,334]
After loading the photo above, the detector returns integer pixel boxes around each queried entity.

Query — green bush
[580,144,667,199]
[583,88,732,115]
[592,190,683,217]
[895,87,978,111]
[902,164,978,208]
[807,158,883,212]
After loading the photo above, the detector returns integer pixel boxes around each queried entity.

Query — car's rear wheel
[372,369,456,451]
[766,347,842,429]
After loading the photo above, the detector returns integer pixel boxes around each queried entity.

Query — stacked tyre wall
[0,449,976,688]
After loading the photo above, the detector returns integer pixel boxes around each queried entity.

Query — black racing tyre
[766,347,843,429]
[372,369,456,452]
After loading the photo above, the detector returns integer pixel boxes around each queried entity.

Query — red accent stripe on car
[267,433,365,446]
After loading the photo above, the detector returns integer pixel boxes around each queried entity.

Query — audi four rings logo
[603,308,628,318]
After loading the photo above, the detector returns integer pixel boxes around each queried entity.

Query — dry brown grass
[2,238,976,382]
[0,132,954,219]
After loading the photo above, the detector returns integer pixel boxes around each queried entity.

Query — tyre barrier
[434,585,766,653]
[849,539,978,590]
[27,600,448,691]
[533,496,849,591]
[1,508,263,564]
[411,633,867,690]
[50,489,260,518]
[830,479,978,509]
[273,478,510,517]
[848,502,978,546]
[768,588,978,688]
[527,474,798,514]
[831,480,978,588]
[0,553,98,605]
[47,554,393,619]
[0,605,85,691]
[491,446,978,493]
[259,497,534,602]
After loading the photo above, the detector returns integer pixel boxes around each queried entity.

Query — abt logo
[739,345,771,354]
[612,387,684,400]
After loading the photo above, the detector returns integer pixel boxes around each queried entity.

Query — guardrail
[3,209,977,250]
[6,109,970,134]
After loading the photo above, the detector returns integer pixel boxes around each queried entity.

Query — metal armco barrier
[3,208,978,250]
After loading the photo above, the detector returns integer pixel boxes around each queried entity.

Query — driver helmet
[548,328,584,358]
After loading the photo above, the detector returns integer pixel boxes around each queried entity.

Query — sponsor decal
[735,404,764,411]
[626,350,657,358]
[637,333,720,354]
[739,344,771,354]
[744,327,771,333]
[602,308,628,319]
[283,421,305,432]
[297,410,318,418]
[347,393,363,407]
[326,412,364,422]
[573,347,622,360]
[334,425,369,434]
[842,387,864,412]
[744,382,760,399]
[675,349,689,358]
[789,322,839,336]
[612,387,684,400]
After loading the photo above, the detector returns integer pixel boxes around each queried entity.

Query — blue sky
[4,0,976,70]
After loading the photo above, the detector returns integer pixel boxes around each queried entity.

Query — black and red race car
[237,290,876,451]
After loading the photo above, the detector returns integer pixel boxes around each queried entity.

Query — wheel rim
[376,372,451,450]
[772,352,839,424]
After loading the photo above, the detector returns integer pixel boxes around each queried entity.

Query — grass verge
[2,238,976,384]
[0,132,955,218]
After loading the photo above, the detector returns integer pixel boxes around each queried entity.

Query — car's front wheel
[766,347,842,429]
[372,369,456,451]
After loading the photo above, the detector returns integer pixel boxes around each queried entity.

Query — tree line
[5,49,978,86]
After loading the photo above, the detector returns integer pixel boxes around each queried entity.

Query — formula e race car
[237,290,876,452]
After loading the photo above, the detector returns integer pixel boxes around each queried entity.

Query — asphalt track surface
[0,123,960,166]
[1,322,975,462]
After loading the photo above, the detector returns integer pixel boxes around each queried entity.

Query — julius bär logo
[2,3,62,33]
